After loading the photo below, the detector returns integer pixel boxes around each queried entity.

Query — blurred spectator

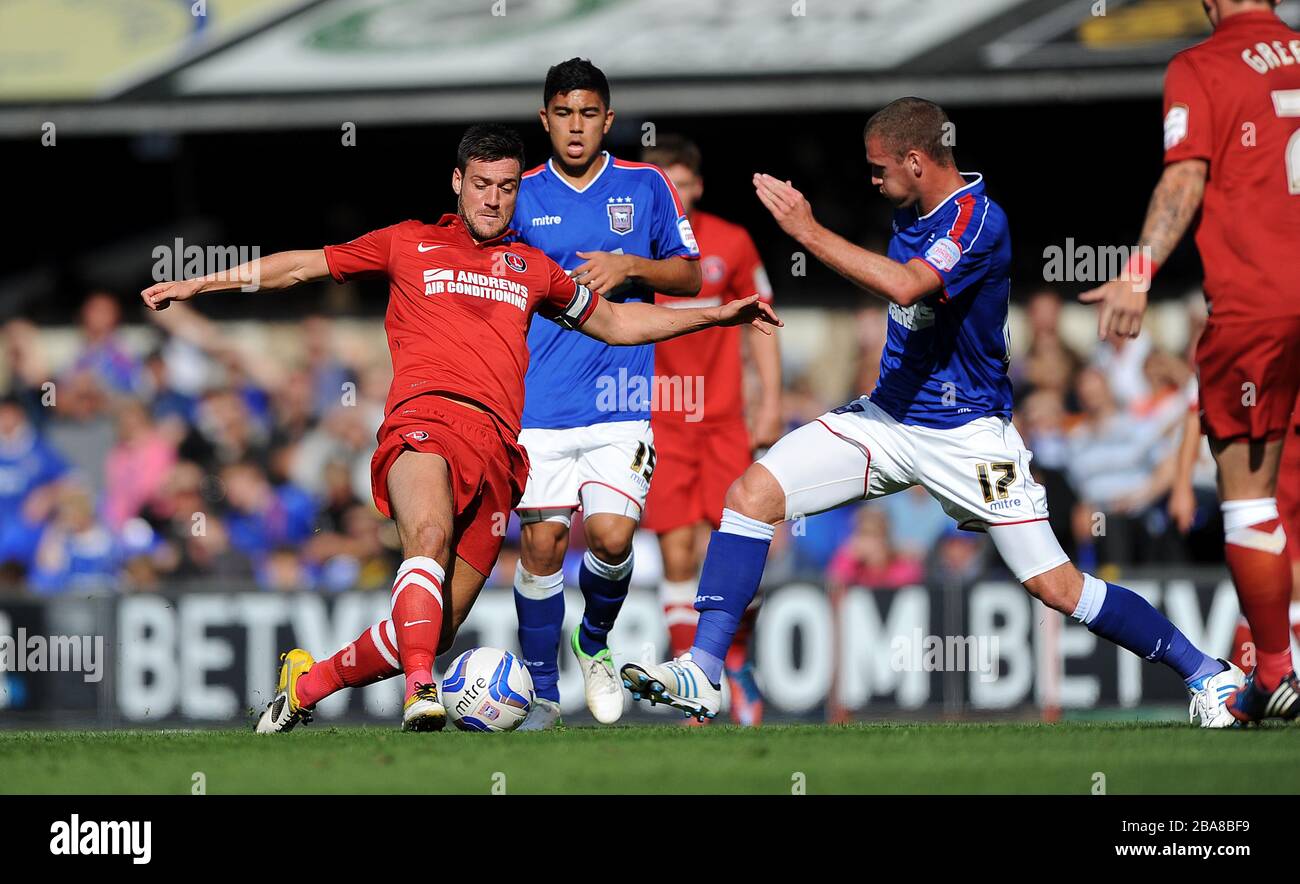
[260,547,315,591]
[301,315,357,419]
[104,400,178,532]
[289,405,372,501]
[46,370,115,499]
[2,318,51,424]
[1067,366,1180,565]
[29,484,117,595]
[305,503,396,591]
[1091,332,1153,409]
[140,347,198,438]
[827,508,924,589]
[1014,288,1082,407]
[0,395,66,573]
[1017,389,1078,560]
[221,460,318,566]
[878,487,948,561]
[180,387,271,473]
[174,512,254,582]
[69,292,141,394]
[928,524,991,586]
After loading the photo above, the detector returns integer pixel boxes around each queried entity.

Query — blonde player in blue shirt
[621,98,1243,729]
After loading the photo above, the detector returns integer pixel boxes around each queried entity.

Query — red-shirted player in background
[639,136,784,725]
[1082,0,1300,722]
[140,125,780,733]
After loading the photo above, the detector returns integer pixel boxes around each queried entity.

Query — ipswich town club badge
[607,198,634,235]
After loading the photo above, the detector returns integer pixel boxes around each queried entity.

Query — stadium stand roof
[2,0,1295,136]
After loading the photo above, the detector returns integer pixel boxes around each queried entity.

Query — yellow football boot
[255,649,315,734]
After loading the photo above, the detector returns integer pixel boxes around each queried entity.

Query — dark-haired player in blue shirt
[510,59,701,729]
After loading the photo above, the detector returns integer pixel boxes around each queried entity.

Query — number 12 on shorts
[975,461,1017,503]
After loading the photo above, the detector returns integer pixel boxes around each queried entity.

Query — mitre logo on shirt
[422,267,530,311]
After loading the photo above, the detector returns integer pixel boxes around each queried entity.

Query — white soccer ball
[442,647,534,732]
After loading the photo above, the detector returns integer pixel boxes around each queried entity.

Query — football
[441,647,535,732]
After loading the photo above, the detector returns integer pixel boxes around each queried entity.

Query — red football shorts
[642,417,752,534]
[1195,315,1300,443]
[370,395,529,577]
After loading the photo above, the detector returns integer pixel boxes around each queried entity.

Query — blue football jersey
[869,173,1014,429]
[513,152,700,429]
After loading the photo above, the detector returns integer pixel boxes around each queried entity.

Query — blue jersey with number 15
[869,172,1014,430]
[513,152,700,430]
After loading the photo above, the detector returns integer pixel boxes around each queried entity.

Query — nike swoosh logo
[417,243,444,252]
[404,619,431,627]
[1228,525,1288,555]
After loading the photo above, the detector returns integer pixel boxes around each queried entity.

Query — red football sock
[1223,500,1294,691]
[295,620,402,708]
[390,556,446,699]
[1227,617,1253,673]
[660,579,698,659]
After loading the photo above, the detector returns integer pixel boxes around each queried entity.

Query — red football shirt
[323,214,597,435]
[1163,10,1300,320]
[652,210,772,426]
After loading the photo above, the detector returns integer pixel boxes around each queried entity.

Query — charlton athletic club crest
[607,197,634,235]
[502,252,527,273]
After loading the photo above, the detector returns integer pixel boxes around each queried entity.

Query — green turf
[1,722,1297,794]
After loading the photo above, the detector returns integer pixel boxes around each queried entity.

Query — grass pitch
[0,722,1296,795]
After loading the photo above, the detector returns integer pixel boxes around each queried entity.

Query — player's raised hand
[1079,277,1147,341]
[571,251,633,296]
[714,294,782,335]
[140,279,202,311]
[753,173,817,241]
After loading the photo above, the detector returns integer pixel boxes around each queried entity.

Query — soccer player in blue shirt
[621,97,1243,727]
[511,59,701,729]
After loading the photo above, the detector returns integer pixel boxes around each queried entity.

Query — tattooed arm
[1078,158,1207,340]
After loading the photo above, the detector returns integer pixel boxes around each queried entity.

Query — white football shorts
[758,396,1068,581]
[516,419,655,526]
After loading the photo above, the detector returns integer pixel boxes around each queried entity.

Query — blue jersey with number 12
[513,152,700,429]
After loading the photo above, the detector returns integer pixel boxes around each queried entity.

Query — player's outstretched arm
[752,173,936,307]
[140,249,331,311]
[580,295,781,346]
[1078,158,1207,340]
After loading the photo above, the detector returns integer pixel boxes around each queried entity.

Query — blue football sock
[1072,573,1221,685]
[513,564,565,703]
[577,549,632,656]
[689,509,774,685]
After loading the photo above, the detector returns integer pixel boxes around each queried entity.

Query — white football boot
[621,652,722,722]
[571,626,624,724]
[516,696,563,731]
[1188,659,1246,728]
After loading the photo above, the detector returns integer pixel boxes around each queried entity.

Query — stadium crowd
[0,284,1220,597]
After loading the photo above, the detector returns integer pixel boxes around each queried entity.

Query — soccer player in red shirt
[1082,0,1300,722]
[139,125,779,733]
[639,136,783,725]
